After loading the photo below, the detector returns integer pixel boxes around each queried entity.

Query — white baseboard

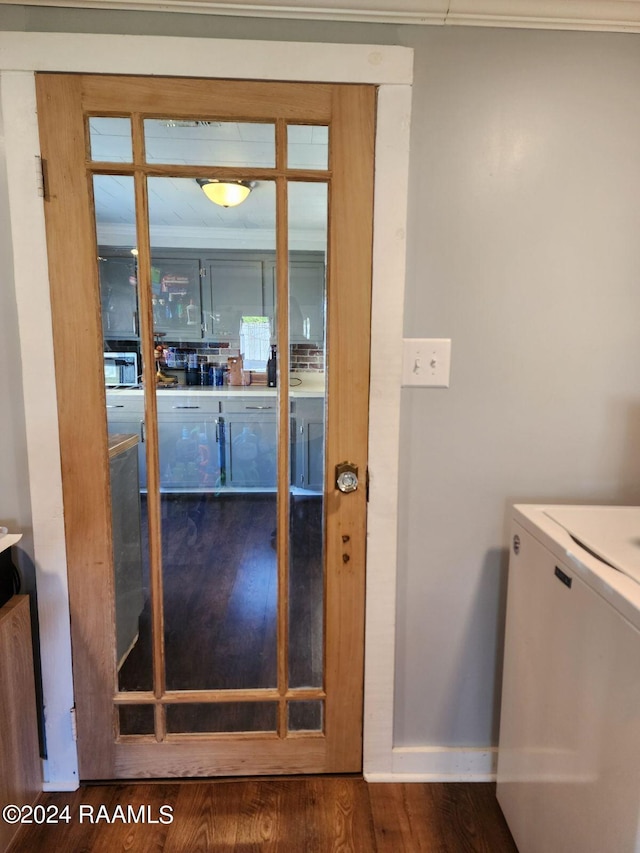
[42,780,80,792]
[43,752,496,788]
[365,746,498,782]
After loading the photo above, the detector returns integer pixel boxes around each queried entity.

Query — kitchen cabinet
[106,396,146,489]
[204,251,325,344]
[264,256,325,344]
[220,398,278,488]
[291,258,325,345]
[107,393,226,492]
[106,390,323,494]
[0,596,41,853]
[202,257,266,341]
[107,393,224,492]
[106,392,226,493]
[109,434,144,668]
[99,254,139,340]
[151,256,202,342]
[292,398,324,492]
[100,247,325,347]
[158,412,223,491]
[224,417,278,488]
[201,250,325,344]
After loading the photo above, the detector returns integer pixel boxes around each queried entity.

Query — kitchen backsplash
[105,339,325,371]
[289,344,324,371]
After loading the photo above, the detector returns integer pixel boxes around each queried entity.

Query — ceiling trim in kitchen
[11,0,640,33]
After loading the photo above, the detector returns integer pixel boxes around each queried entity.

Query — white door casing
[0,32,412,789]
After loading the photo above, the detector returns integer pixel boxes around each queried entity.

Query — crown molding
[9,0,640,32]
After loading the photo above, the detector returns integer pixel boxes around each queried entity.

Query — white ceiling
[13,0,640,32]
[92,118,329,252]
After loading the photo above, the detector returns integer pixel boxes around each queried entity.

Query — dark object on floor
[0,546,20,608]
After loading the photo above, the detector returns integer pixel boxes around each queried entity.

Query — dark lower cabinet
[109,435,144,668]
[225,415,278,488]
[106,393,324,495]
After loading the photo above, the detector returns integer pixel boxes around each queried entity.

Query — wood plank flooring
[118,494,323,734]
[9,779,518,852]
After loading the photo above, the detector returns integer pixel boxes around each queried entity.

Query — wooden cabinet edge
[0,595,42,853]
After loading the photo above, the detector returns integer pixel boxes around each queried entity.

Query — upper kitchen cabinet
[151,256,203,342]
[99,254,139,340]
[99,247,325,346]
[202,256,266,342]
[264,253,325,345]
[203,251,326,345]
[291,257,326,345]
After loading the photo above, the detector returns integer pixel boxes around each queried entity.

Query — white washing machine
[497,505,640,853]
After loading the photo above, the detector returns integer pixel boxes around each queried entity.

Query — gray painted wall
[396,26,640,747]
[2,5,640,752]
[0,90,34,587]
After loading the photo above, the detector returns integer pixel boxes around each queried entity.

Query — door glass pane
[288,182,327,689]
[166,703,277,733]
[93,174,152,694]
[287,125,329,170]
[96,136,331,727]
[89,117,133,163]
[288,700,323,732]
[144,120,275,167]
[99,253,139,341]
[150,173,279,696]
[118,705,155,736]
[159,417,222,491]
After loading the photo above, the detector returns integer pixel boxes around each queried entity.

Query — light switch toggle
[402,338,451,387]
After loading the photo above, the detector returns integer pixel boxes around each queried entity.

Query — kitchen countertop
[108,433,139,458]
[107,373,326,399]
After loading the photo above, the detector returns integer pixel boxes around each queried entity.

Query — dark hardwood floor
[118,494,324,734]
[41,501,522,852]
[9,779,518,852]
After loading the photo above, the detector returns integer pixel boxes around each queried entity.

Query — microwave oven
[104,352,139,387]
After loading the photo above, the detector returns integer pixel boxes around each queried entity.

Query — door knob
[336,461,359,493]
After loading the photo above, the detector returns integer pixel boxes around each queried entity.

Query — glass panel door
[37,74,374,778]
[288,182,327,698]
[95,173,152,699]
[92,118,329,737]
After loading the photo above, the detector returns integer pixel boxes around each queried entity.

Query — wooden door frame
[0,32,412,789]
[38,73,374,779]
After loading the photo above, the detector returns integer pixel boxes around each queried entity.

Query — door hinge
[200,267,207,278]
[366,466,370,502]
[35,155,48,200]
[70,706,78,742]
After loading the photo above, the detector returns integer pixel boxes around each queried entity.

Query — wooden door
[36,74,374,779]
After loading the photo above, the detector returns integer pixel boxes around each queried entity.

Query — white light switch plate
[402,338,451,387]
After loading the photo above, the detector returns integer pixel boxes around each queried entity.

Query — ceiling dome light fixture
[196,179,253,208]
